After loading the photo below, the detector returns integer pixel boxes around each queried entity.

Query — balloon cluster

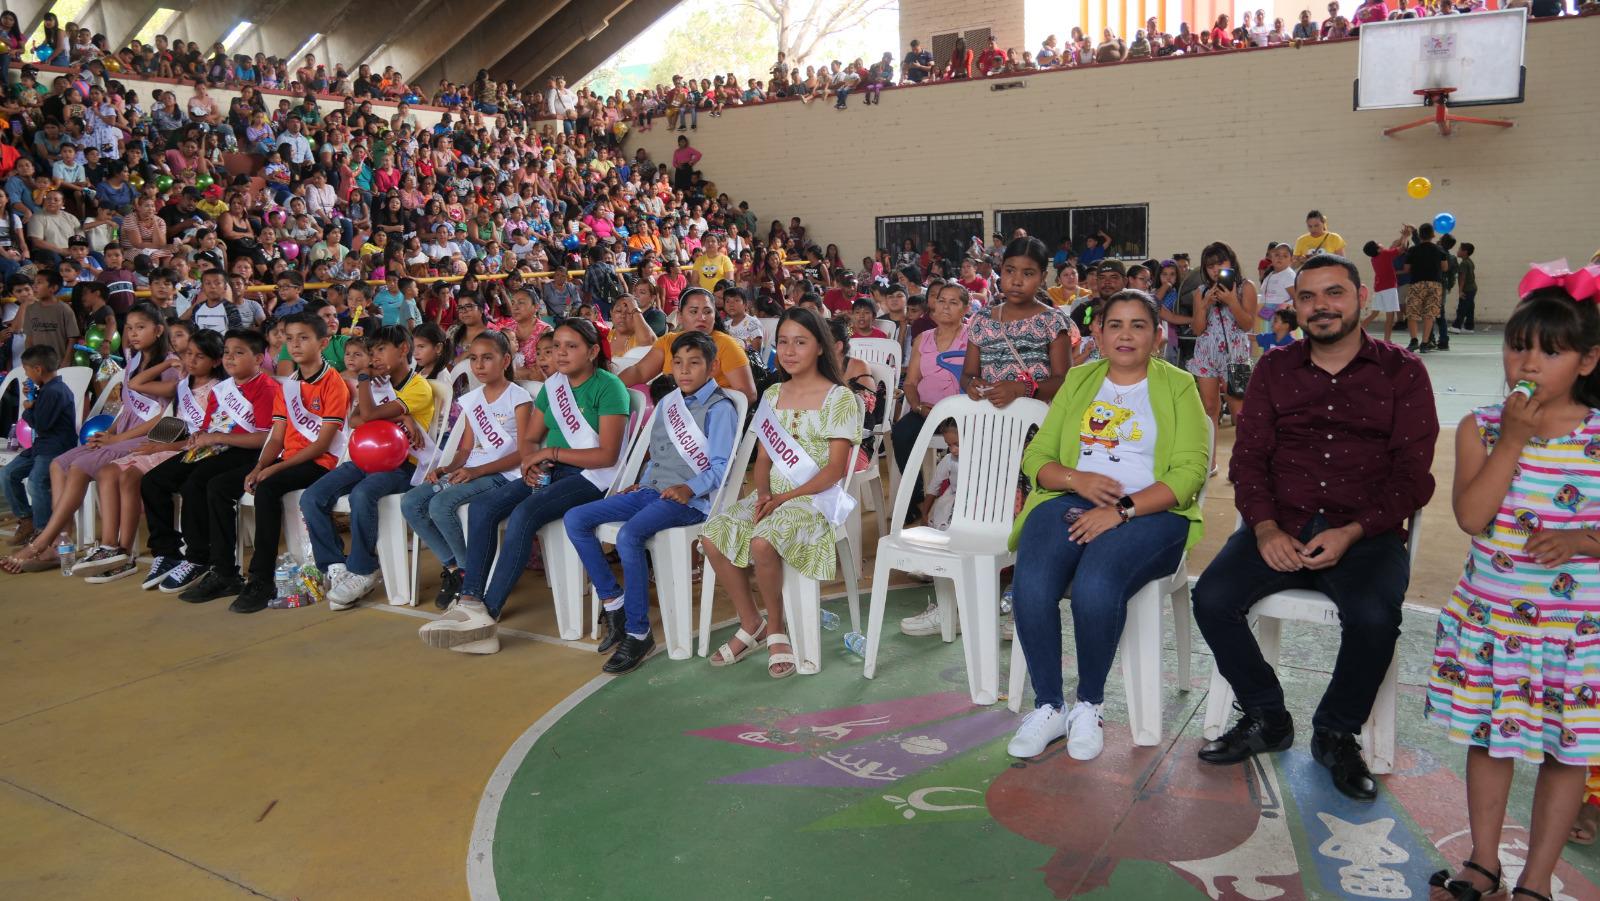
[1405,177,1457,236]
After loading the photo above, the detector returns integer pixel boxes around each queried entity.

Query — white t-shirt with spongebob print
[1075,378,1157,495]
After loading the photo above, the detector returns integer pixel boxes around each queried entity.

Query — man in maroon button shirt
[1192,254,1439,803]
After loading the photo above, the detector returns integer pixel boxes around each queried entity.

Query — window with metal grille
[994,204,1148,261]
[930,26,992,72]
[876,212,983,276]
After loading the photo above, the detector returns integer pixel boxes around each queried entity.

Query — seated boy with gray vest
[564,331,738,675]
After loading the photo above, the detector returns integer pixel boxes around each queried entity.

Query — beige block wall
[901,0,1026,52]
[632,17,1598,324]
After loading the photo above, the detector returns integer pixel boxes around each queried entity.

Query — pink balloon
[14,417,33,449]
[279,241,300,260]
[268,209,287,227]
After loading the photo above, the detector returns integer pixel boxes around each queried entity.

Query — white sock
[603,598,624,612]
[627,631,649,640]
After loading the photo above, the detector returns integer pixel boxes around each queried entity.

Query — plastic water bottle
[56,532,76,576]
[999,584,1015,616]
[273,554,295,603]
[820,609,840,631]
[843,631,867,656]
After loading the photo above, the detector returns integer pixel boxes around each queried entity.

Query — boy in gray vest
[564,331,739,674]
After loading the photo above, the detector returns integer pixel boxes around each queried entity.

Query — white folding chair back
[757,318,779,353]
[1006,420,1214,748]
[588,389,750,658]
[862,394,1049,704]
[847,361,898,566]
[448,357,481,393]
[85,368,124,421]
[847,337,900,372]
[1198,508,1422,774]
[874,319,898,341]
[57,366,93,426]
[610,345,651,375]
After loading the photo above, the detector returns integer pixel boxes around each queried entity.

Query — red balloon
[349,421,410,473]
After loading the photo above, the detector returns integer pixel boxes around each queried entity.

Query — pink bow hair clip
[1518,259,1600,302]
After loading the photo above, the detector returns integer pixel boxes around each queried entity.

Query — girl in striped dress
[1426,273,1600,901]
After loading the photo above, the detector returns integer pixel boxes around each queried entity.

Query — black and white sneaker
[142,555,181,590]
[158,560,204,593]
[73,545,129,577]
[86,561,139,584]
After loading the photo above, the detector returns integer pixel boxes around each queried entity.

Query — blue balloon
[79,413,115,445]
[1432,212,1457,235]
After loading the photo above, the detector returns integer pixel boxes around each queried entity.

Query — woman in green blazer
[1005,290,1211,762]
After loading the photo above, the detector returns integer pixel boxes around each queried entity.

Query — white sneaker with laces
[899,601,958,637]
[1007,704,1069,759]
[328,569,379,610]
[419,598,498,648]
[1065,700,1105,761]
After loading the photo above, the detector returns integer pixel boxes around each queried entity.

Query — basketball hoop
[1382,88,1515,138]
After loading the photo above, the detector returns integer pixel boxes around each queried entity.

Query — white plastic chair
[846,360,897,568]
[847,337,901,373]
[696,401,865,676]
[861,394,1048,704]
[610,345,651,375]
[1198,511,1423,774]
[875,318,898,341]
[534,387,648,640]
[1005,421,1215,748]
[585,390,749,659]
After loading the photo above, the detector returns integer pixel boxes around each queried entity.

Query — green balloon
[155,175,174,192]
[195,173,214,190]
[107,330,121,353]
[73,350,93,367]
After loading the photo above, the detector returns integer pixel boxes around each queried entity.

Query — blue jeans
[564,489,706,636]
[1012,494,1188,710]
[299,460,416,576]
[461,465,602,617]
[400,474,505,569]
[3,452,50,529]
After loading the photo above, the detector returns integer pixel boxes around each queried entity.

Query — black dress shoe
[1311,727,1378,801]
[228,579,274,614]
[179,568,244,604]
[1198,710,1294,764]
[596,606,627,654]
[603,634,655,674]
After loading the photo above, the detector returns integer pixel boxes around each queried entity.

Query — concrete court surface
[5,329,1588,900]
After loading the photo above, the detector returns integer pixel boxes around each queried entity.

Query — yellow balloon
[1406,176,1432,199]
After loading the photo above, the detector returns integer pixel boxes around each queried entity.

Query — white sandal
[710,620,768,667]
[766,632,797,679]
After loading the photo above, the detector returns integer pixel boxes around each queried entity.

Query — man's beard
[1305,310,1360,344]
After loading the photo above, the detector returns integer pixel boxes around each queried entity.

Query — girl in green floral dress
[702,308,862,678]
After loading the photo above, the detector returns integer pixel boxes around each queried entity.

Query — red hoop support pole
[1384,88,1514,138]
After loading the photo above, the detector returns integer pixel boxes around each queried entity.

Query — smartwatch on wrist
[1116,495,1135,522]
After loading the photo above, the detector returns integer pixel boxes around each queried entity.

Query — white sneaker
[1007,704,1069,759]
[1065,701,1105,761]
[900,601,958,637]
[419,598,498,648]
[327,568,379,610]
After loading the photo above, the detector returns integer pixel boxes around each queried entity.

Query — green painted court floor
[479,584,1600,900]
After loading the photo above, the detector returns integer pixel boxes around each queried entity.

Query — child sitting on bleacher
[300,325,436,610]
[201,312,352,612]
[701,308,861,679]
[140,328,281,594]
[565,330,739,674]
[402,330,531,611]
[2,346,76,559]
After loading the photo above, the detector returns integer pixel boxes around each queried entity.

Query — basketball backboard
[1355,9,1527,111]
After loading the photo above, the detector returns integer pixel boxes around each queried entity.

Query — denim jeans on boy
[1452,290,1476,331]
[400,474,506,569]
[460,465,603,618]
[564,489,706,636]
[1011,494,1188,711]
[299,460,416,576]
[2,452,50,529]
[1192,525,1408,734]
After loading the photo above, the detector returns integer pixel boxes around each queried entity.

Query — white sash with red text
[119,351,164,425]
[658,389,712,474]
[210,376,260,433]
[545,372,619,491]
[176,378,208,432]
[282,379,347,457]
[464,389,520,481]
[751,401,855,526]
